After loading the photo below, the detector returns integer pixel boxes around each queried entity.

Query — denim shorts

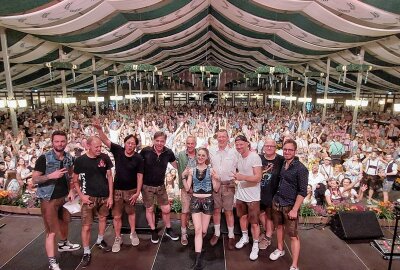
[190,196,214,215]
[382,179,394,192]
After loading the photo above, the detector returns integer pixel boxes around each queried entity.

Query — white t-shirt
[308,172,325,190]
[109,129,120,144]
[235,151,262,202]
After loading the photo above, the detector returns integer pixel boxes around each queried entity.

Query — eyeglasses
[283,148,295,152]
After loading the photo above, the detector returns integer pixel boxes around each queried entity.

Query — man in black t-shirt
[93,118,144,252]
[258,139,284,250]
[140,131,179,244]
[73,136,113,268]
[32,130,80,270]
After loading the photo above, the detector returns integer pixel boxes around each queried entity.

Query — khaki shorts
[181,188,191,214]
[142,185,169,208]
[272,201,299,237]
[112,189,137,216]
[235,199,260,224]
[81,196,110,225]
[213,182,235,211]
[40,197,71,234]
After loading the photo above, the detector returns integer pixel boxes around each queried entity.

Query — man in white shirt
[209,129,238,250]
[232,135,262,261]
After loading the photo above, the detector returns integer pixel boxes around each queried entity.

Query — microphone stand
[388,205,400,270]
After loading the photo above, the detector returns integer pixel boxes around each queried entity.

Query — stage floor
[0,214,398,270]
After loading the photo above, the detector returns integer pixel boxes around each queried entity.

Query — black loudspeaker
[330,211,384,240]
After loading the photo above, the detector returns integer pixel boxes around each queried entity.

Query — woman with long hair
[183,148,220,269]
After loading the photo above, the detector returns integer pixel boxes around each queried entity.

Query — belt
[220,180,234,186]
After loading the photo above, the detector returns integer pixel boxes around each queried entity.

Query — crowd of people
[0,102,399,270]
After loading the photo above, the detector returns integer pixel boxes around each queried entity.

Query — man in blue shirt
[269,139,308,270]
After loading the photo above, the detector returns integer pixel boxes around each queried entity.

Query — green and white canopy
[0,0,399,94]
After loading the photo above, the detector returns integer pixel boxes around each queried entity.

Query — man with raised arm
[92,118,143,252]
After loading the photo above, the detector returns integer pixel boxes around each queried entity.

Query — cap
[324,156,332,161]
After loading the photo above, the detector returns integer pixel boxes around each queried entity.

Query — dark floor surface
[0,214,399,270]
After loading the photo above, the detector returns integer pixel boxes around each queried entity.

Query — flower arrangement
[300,203,316,218]
[371,201,395,220]
[0,190,11,205]
[326,202,366,216]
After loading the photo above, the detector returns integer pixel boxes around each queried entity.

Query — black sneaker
[81,253,91,268]
[151,230,159,244]
[165,228,179,241]
[96,240,111,252]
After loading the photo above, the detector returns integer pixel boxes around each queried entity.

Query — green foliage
[256,65,289,74]
[124,63,157,72]
[300,204,316,218]
[189,65,222,75]
[171,197,182,213]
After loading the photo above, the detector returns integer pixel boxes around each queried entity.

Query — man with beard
[269,139,308,270]
[140,131,179,243]
[33,131,80,270]
[258,139,284,250]
[73,136,114,268]
[93,119,143,252]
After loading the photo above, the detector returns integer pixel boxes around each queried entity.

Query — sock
[242,230,248,239]
[48,257,57,265]
[96,235,103,244]
[214,224,221,237]
[228,226,234,238]
[83,246,91,254]
[181,227,187,235]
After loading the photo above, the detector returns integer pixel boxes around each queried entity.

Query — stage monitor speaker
[330,211,383,240]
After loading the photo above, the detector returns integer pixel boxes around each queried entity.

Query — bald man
[73,136,114,268]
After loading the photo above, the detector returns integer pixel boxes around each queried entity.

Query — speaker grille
[330,211,384,240]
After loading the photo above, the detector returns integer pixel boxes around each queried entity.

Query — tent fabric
[0,0,399,93]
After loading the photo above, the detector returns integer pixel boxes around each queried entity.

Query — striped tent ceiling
[0,0,400,94]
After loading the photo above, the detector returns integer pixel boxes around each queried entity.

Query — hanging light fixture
[336,64,372,84]
[0,98,28,108]
[316,98,334,104]
[44,62,79,82]
[124,64,157,85]
[298,97,312,103]
[88,96,104,102]
[54,97,76,104]
[255,65,289,86]
[345,99,368,107]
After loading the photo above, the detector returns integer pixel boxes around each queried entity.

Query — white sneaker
[112,237,122,253]
[249,244,259,261]
[269,248,285,260]
[289,266,299,270]
[235,235,249,249]
[49,262,61,270]
[57,240,80,252]
[130,232,140,246]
